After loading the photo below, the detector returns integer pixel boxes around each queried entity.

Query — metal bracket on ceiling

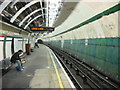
[19,8,46,27]
[10,0,39,23]
[0,0,13,14]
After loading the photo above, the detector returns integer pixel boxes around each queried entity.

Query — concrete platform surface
[2,44,75,89]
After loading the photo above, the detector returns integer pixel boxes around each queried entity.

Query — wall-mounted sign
[31,27,54,32]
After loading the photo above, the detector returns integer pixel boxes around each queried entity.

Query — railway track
[46,44,120,90]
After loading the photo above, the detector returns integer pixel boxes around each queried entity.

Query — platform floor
[2,44,75,89]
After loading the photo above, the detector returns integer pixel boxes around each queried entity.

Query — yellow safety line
[49,50,64,89]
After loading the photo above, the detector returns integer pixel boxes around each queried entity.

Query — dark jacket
[10,52,21,63]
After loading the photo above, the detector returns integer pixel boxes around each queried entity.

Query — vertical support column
[25,37,31,55]
[118,41,120,81]
[11,37,14,54]
[22,38,24,51]
[3,36,6,58]
[118,11,120,81]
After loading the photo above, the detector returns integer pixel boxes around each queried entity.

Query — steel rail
[54,51,83,90]
[47,45,120,89]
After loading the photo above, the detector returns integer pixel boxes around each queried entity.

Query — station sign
[31,27,54,32]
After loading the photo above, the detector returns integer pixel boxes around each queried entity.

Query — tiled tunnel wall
[44,3,120,81]
[45,37,120,81]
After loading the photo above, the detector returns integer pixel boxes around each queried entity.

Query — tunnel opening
[37,39,43,44]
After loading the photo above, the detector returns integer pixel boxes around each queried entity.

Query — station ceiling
[0,0,64,33]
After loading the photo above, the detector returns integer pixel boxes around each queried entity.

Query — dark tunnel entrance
[37,39,43,44]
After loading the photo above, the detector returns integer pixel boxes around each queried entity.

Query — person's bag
[16,66,20,70]
[21,59,27,64]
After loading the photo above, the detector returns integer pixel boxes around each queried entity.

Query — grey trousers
[16,60,23,70]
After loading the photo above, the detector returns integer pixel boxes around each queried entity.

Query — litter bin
[25,44,30,55]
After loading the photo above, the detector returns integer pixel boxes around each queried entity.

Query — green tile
[97,46,106,59]
[97,38,102,45]
[111,47,118,64]
[97,59,105,69]
[106,47,115,63]
[101,38,106,45]
[47,38,119,77]
[106,38,113,46]
[104,62,118,75]
[91,45,96,57]
[118,38,120,47]
[112,38,118,46]
[91,39,96,44]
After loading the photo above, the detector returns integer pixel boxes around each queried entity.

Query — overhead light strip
[46,0,49,27]
[40,0,44,22]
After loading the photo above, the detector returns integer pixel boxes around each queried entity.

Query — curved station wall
[43,1,120,80]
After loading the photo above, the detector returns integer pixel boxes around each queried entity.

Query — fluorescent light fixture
[14,33,20,35]
[14,5,18,10]
[46,0,49,27]
[46,0,63,27]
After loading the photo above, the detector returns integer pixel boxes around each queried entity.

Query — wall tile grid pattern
[45,37,120,79]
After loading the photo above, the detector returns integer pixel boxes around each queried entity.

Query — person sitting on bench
[10,50,24,71]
